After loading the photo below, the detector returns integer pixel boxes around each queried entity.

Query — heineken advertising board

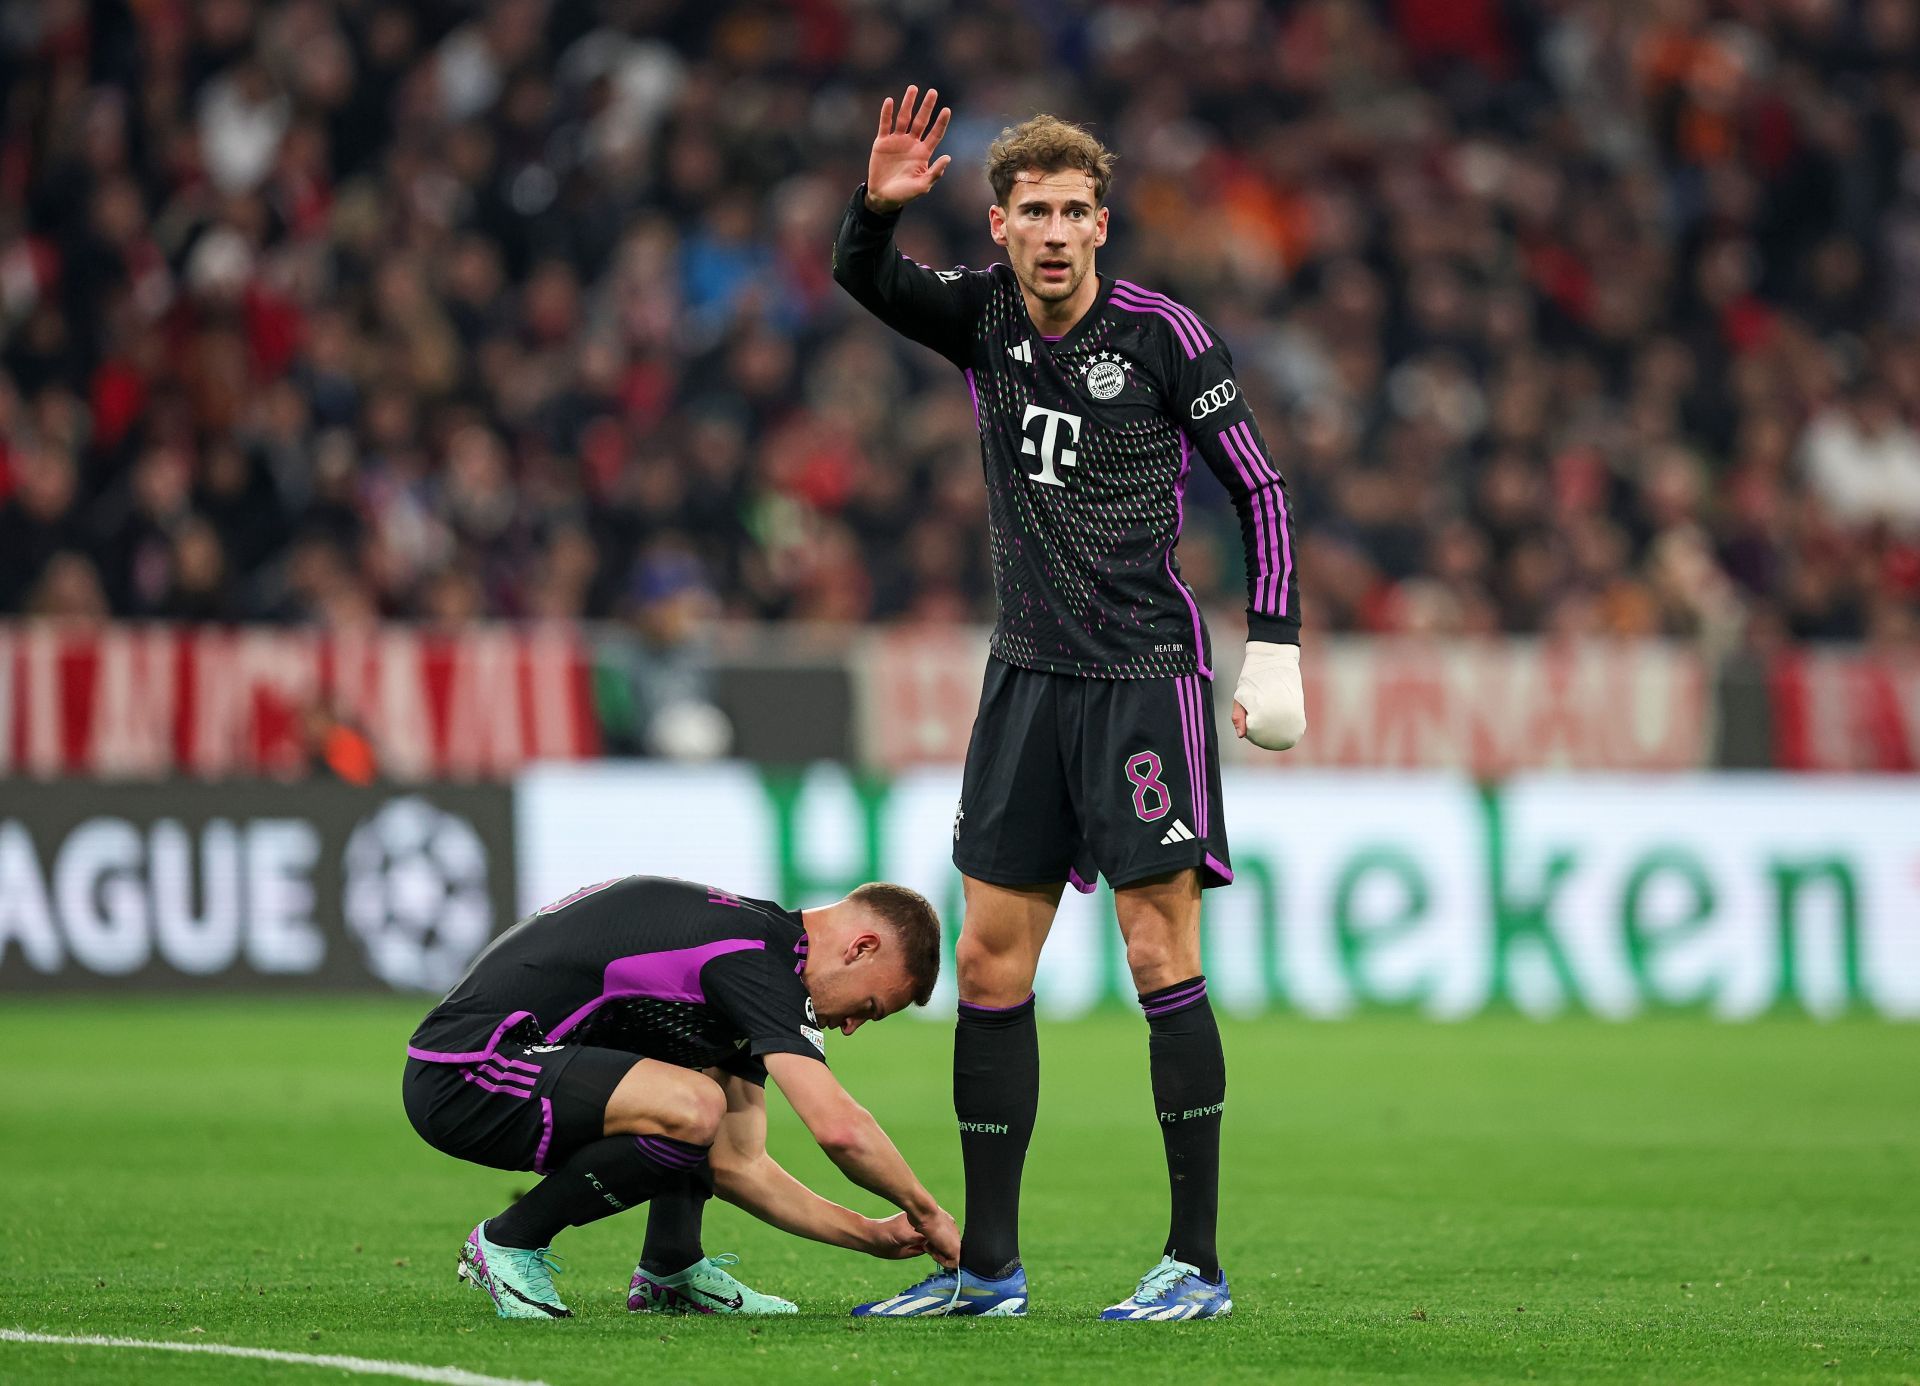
[516,767,1920,1021]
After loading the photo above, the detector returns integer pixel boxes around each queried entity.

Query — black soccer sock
[954,992,1039,1277]
[1141,976,1225,1279]
[487,1134,710,1250]
[638,1164,715,1275]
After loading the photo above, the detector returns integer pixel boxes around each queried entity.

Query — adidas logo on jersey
[1007,340,1033,364]
[1160,819,1196,844]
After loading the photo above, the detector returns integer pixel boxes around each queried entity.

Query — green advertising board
[515,766,1920,1020]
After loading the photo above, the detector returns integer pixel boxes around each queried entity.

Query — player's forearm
[713,1151,871,1250]
[814,1110,939,1221]
[831,185,901,294]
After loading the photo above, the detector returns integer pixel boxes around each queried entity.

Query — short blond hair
[847,882,942,1007]
[986,114,1115,207]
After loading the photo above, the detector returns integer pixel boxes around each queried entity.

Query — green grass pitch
[3,999,1917,1385]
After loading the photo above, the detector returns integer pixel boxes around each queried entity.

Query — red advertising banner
[0,623,599,780]
[1275,637,1712,774]
[1771,650,1920,772]
[856,627,1714,773]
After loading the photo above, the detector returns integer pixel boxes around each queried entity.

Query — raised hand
[866,85,953,215]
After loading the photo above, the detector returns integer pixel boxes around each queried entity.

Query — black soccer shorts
[951,657,1232,894]
[402,1039,636,1175]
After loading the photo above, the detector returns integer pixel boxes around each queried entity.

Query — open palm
[867,85,952,213]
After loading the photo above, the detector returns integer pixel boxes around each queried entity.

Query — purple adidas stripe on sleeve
[1219,422,1290,616]
[1112,280,1213,359]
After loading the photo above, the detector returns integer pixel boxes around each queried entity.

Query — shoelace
[505,1247,566,1300]
[1132,1258,1189,1304]
[884,1264,964,1313]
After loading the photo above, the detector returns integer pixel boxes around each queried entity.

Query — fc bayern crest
[1083,350,1130,401]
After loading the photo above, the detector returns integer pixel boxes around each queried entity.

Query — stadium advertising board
[517,766,1919,1020]
[0,623,598,780]
[1771,648,1920,771]
[856,629,1714,773]
[0,783,516,992]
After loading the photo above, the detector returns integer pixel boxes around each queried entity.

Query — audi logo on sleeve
[1189,379,1239,419]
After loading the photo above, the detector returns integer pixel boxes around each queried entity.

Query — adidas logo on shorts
[1159,819,1195,845]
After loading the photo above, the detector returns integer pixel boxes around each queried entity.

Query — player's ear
[846,931,883,964]
[988,203,1007,246]
[1094,206,1108,248]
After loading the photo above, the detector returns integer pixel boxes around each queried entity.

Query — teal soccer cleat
[1099,1255,1232,1320]
[628,1253,798,1315]
[457,1221,571,1319]
[851,1262,1028,1317]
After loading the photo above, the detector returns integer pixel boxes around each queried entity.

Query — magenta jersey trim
[545,938,767,1042]
[534,1098,555,1174]
[406,1009,537,1064]
[963,367,981,429]
[1174,674,1193,830]
[1223,419,1290,616]
[1109,291,1197,359]
[462,1071,534,1098]
[1166,431,1212,678]
[1218,423,1280,617]
[1203,853,1234,886]
[1115,279,1212,351]
[1067,866,1098,895]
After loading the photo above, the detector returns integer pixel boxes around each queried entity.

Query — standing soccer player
[833,89,1305,1321]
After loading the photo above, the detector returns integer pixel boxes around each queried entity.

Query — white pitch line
[0,1329,552,1386]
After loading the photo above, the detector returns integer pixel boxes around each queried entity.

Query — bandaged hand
[1231,641,1305,751]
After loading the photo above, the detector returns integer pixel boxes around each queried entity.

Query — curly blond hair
[985,114,1116,207]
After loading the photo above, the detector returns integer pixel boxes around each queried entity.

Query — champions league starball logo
[1082,350,1131,401]
[343,796,494,992]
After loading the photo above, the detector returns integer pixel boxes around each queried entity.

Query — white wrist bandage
[1232,641,1305,751]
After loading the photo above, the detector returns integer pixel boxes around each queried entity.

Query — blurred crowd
[2,0,1919,653]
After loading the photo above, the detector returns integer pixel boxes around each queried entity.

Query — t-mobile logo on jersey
[1020,404,1082,486]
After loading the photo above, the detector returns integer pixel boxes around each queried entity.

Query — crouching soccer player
[832,91,1307,1321]
[402,875,961,1318]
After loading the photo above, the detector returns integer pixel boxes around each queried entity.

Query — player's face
[990,170,1109,304]
[808,944,916,1036]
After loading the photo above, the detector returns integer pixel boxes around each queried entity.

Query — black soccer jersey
[832,185,1300,680]
[407,876,824,1083]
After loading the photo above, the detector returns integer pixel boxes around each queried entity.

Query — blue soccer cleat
[1099,1256,1232,1320]
[851,1262,1028,1317]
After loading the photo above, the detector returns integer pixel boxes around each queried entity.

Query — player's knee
[1124,932,1174,987]
[660,1074,726,1146]
[955,931,1034,1006]
[1124,925,1200,991]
